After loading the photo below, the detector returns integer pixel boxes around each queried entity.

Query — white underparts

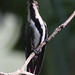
[29,19,45,48]
[28,4,46,48]
[33,5,46,43]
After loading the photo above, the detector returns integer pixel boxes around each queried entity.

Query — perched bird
[25,0,48,75]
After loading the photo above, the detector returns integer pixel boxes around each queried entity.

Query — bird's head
[27,0,43,22]
[27,0,39,11]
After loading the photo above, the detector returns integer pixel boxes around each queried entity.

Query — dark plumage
[25,0,48,75]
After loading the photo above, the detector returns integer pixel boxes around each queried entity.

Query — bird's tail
[27,46,45,75]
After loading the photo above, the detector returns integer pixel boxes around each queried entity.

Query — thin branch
[0,11,75,75]
[20,11,75,71]
[0,70,34,75]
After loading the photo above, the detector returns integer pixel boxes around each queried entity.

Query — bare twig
[0,70,34,75]
[21,11,75,70]
[0,11,75,75]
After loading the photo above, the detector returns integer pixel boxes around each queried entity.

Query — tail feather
[27,46,46,75]
[33,65,37,74]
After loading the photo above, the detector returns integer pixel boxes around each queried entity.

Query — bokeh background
[0,0,75,75]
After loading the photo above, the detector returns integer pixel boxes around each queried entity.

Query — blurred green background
[0,0,75,75]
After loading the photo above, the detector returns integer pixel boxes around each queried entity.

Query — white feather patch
[33,4,46,43]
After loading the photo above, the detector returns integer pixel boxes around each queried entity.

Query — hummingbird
[25,0,48,75]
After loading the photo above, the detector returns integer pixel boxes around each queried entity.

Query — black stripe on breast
[29,3,43,47]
